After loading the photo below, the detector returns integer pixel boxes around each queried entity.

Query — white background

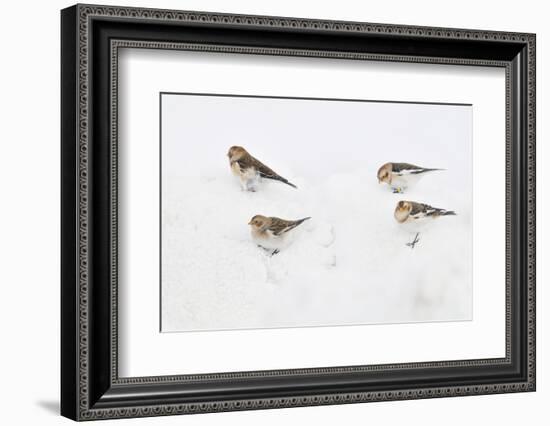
[0,0,547,425]
[160,94,474,332]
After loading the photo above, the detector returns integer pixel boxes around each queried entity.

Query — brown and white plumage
[248,214,311,251]
[378,162,443,193]
[227,146,297,191]
[394,200,456,224]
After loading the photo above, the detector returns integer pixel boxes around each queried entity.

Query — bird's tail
[288,217,311,231]
[423,168,445,172]
[442,210,457,216]
[295,217,312,226]
[281,217,311,234]
[267,175,298,189]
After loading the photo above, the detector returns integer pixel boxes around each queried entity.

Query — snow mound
[162,166,472,332]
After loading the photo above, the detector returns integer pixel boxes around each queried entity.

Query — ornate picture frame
[61,4,535,421]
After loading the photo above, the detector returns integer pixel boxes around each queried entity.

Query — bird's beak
[248,221,253,225]
[378,178,381,184]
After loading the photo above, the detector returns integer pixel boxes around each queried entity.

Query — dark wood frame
[61,3,536,421]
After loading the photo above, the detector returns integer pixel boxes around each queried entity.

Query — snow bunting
[227,146,297,191]
[377,162,443,193]
[394,200,456,224]
[248,214,311,253]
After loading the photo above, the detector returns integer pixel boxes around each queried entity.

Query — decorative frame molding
[61,4,535,421]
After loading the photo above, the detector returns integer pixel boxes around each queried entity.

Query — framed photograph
[61,4,536,421]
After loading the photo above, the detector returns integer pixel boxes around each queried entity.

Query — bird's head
[377,163,392,184]
[396,200,412,213]
[394,201,413,223]
[248,214,269,231]
[227,146,247,161]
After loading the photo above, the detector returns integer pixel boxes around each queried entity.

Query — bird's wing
[237,155,297,188]
[409,202,439,219]
[391,163,426,175]
[268,217,297,236]
[233,156,256,174]
[249,156,281,180]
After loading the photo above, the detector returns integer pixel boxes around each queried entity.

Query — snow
[161,94,472,332]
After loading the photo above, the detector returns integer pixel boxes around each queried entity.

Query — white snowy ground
[162,166,472,332]
[160,94,472,332]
